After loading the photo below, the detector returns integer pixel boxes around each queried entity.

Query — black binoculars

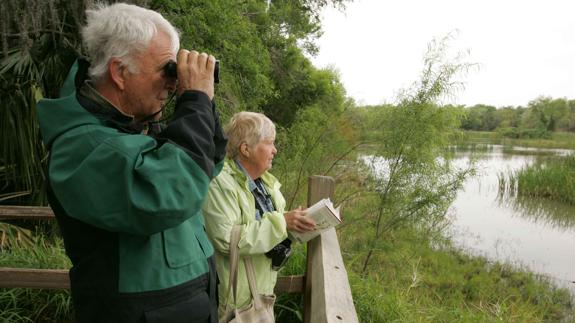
[163,60,220,84]
[265,238,292,271]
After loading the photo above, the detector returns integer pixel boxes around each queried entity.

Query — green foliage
[154,0,275,117]
[459,96,575,139]
[461,104,499,131]
[273,102,359,209]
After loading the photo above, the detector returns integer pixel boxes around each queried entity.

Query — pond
[362,144,575,293]
[449,144,575,293]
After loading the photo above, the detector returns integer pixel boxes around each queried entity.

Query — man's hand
[284,207,316,233]
[176,49,216,99]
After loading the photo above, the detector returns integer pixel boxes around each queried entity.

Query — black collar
[74,59,161,135]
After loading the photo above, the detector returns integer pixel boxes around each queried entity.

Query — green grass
[0,235,73,322]
[461,131,575,150]
[331,181,575,322]
[275,243,306,322]
[502,155,575,205]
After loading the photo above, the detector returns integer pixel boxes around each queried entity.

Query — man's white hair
[82,3,180,83]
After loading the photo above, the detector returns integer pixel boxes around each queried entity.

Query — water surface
[449,145,575,292]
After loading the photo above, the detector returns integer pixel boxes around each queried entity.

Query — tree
[360,34,472,273]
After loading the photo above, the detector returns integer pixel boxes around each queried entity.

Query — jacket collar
[224,158,280,191]
[75,59,157,135]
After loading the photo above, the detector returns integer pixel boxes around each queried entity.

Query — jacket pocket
[144,291,210,323]
[163,221,203,268]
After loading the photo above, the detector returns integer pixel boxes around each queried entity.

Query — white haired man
[37,3,225,322]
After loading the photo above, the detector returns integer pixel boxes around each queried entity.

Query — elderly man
[37,3,225,322]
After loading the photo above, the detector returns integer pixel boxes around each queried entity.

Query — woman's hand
[284,206,316,233]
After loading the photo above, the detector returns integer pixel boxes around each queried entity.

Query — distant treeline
[456,97,575,138]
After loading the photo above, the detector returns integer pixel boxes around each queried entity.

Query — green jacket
[37,60,226,322]
[203,158,288,314]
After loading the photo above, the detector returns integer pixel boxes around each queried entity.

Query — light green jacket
[203,158,288,314]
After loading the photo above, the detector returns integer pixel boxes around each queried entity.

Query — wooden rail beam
[0,266,304,294]
[0,267,69,289]
[0,206,55,220]
[275,275,304,293]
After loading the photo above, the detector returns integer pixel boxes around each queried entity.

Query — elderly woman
[203,111,315,317]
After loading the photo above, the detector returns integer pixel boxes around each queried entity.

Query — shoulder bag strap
[225,225,242,306]
[227,225,264,310]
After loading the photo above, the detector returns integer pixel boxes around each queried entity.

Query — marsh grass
[501,155,575,205]
[463,131,575,150]
[339,192,575,322]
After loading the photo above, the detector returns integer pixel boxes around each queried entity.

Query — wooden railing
[0,176,358,322]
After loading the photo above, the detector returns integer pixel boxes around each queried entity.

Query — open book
[288,198,342,243]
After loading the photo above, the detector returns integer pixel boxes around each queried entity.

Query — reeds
[502,156,575,205]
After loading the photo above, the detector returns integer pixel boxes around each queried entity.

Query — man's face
[122,32,176,121]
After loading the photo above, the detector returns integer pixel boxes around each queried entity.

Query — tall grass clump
[510,155,575,205]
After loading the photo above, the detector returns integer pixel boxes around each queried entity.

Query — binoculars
[265,238,292,270]
[164,60,220,84]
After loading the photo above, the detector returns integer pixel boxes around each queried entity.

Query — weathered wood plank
[0,206,55,220]
[0,267,69,289]
[309,229,358,323]
[275,275,304,293]
[305,175,335,323]
[0,269,304,293]
[304,175,358,323]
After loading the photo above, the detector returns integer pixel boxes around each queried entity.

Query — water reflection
[497,192,575,231]
[450,144,575,293]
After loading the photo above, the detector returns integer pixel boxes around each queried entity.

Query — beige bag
[219,225,276,323]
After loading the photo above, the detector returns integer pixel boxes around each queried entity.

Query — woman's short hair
[82,3,180,83]
[224,112,276,159]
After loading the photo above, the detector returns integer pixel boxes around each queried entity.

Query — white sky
[310,0,575,107]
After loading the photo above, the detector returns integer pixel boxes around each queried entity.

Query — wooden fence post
[304,175,358,323]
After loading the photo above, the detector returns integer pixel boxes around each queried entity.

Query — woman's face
[246,137,277,177]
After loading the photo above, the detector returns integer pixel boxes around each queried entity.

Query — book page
[288,198,342,243]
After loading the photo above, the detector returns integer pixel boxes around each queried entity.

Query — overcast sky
[310,0,575,107]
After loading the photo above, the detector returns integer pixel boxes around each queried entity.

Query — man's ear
[108,58,127,91]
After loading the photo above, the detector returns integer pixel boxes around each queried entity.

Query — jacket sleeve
[155,90,227,178]
[49,131,212,236]
[203,176,287,256]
